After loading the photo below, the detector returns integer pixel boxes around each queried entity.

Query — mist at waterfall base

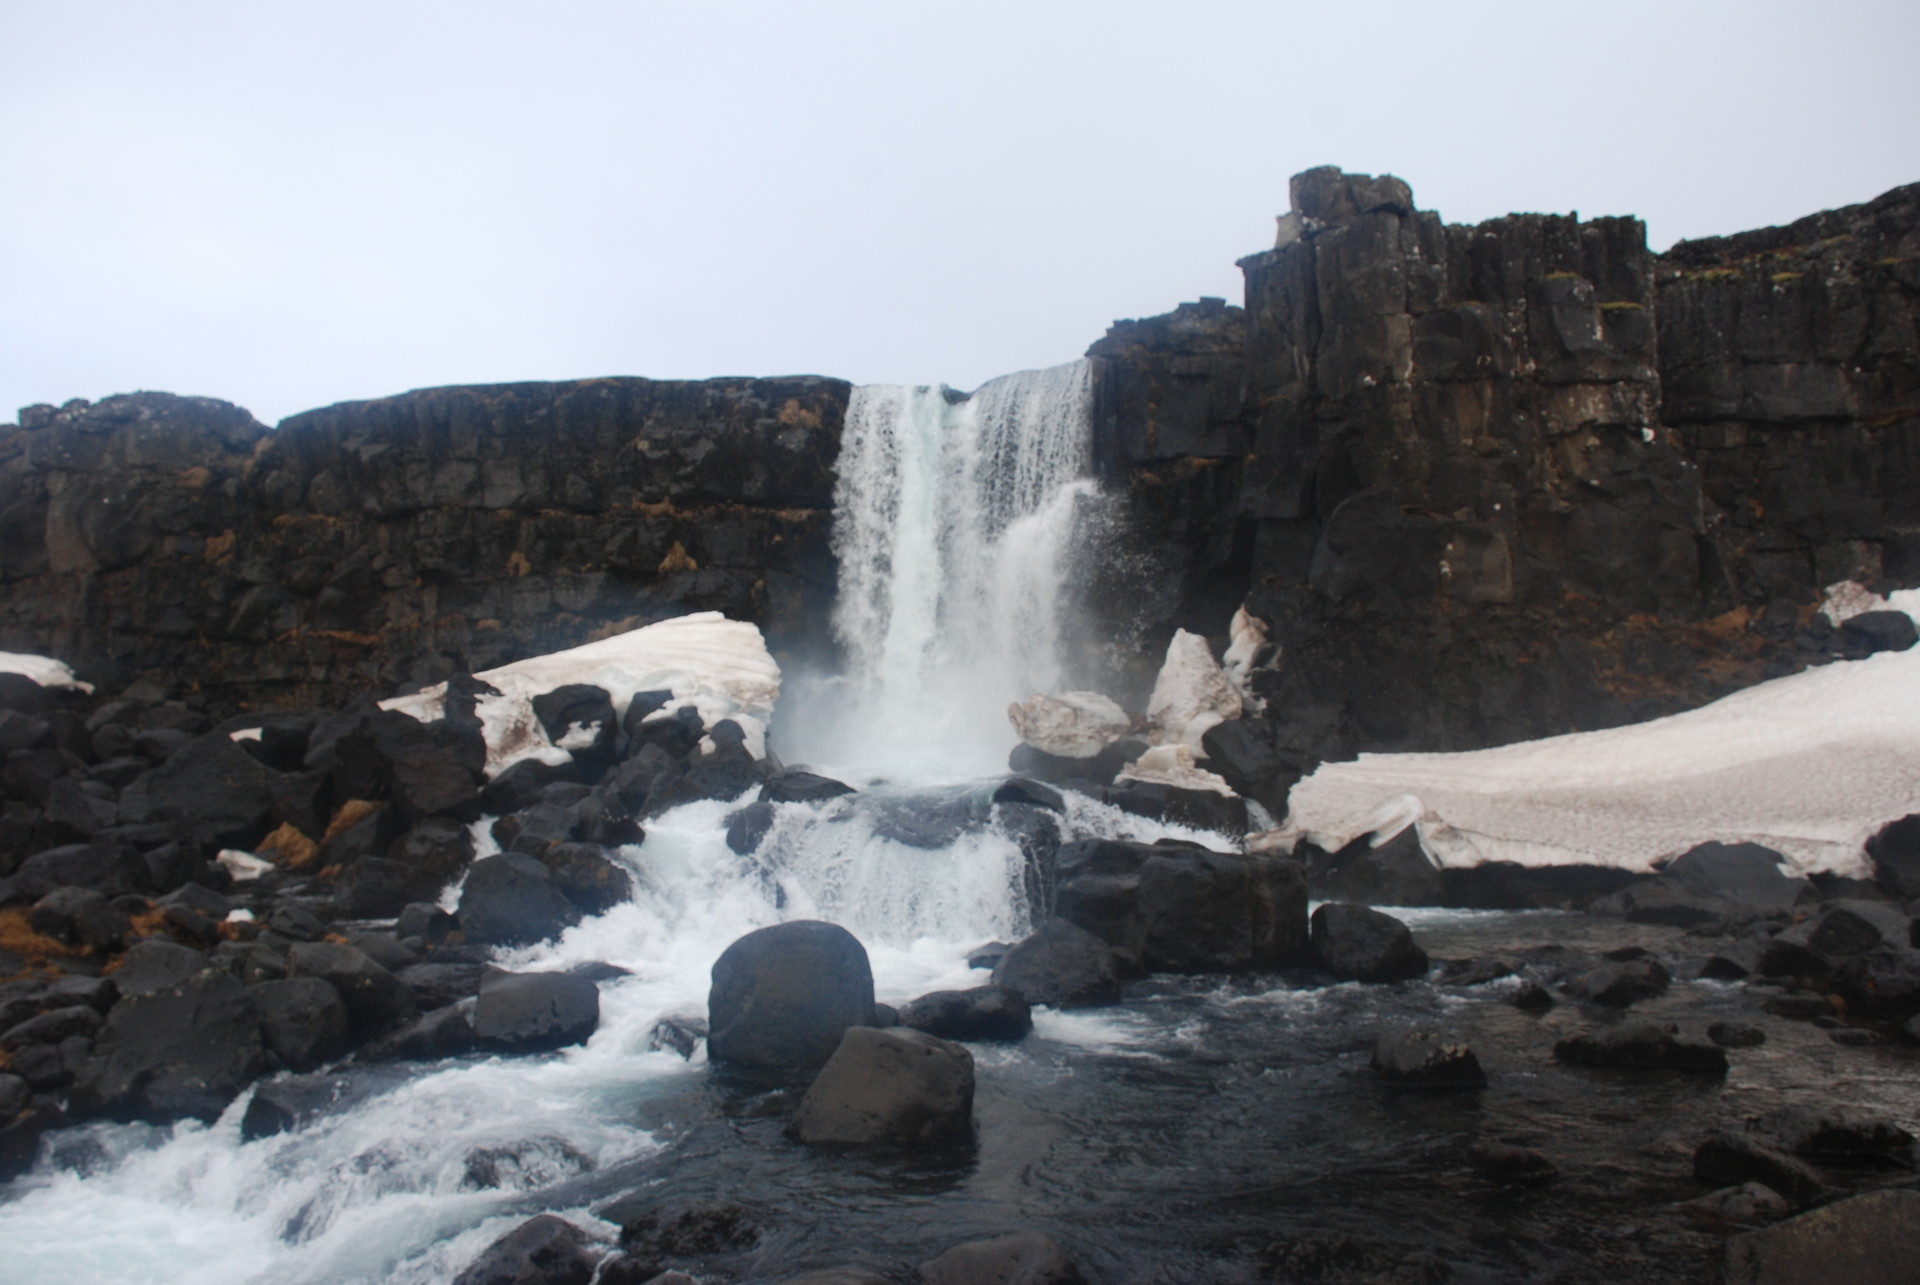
[3,367,1911,1284]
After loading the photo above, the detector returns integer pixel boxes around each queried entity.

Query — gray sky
[4,0,1917,427]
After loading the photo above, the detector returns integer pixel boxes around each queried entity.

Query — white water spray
[810,360,1100,775]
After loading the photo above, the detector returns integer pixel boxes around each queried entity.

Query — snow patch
[0,651,94,693]
[1821,580,1920,626]
[1006,690,1131,758]
[379,612,779,777]
[1116,743,1238,798]
[1146,629,1241,755]
[1221,606,1272,712]
[1275,646,1920,878]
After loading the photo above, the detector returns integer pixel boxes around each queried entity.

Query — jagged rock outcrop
[0,378,846,711]
[1086,168,1920,779]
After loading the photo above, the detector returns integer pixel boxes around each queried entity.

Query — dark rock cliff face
[0,378,846,711]
[2,171,1913,761]
[1086,168,1919,782]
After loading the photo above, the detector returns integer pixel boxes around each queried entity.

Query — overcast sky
[4,1,1917,427]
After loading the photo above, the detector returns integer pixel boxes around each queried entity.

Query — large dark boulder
[452,1215,596,1285]
[896,986,1032,1042]
[1309,903,1429,982]
[531,685,618,770]
[762,770,855,804]
[1566,956,1671,1007]
[1695,1133,1829,1206]
[1105,780,1249,836]
[920,1231,1083,1285]
[1828,946,1920,1020]
[1305,828,1443,907]
[458,854,583,947]
[992,919,1122,1008]
[1369,1026,1487,1090]
[789,1026,975,1148]
[536,842,633,915]
[286,941,417,1035]
[72,973,268,1123]
[1552,1022,1728,1074]
[706,920,875,1069]
[472,971,600,1053]
[1839,610,1918,658]
[330,709,483,823]
[1053,838,1307,973]
[114,939,208,997]
[251,977,350,1071]
[1725,1189,1920,1285]
[118,732,276,848]
[1867,814,1920,900]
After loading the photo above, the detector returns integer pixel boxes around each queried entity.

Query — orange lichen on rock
[258,822,320,871]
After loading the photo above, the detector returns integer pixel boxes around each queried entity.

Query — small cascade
[816,359,1100,775]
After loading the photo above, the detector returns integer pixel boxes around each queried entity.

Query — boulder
[360,1003,479,1062]
[1008,738,1147,789]
[1467,1144,1556,1184]
[1866,813,1920,899]
[1007,691,1132,759]
[251,977,350,1071]
[286,941,417,1035]
[330,710,483,824]
[1725,1189,1920,1285]
[1305,828,1442,907]
[398,962,491,1011]
[1566,956,1671,1007]
[472,971,600,1053]
[120,732,275,848]
[706,920,875,1069]
[1750,1106,1916,1165]
[897,986,1033,1042]
[1552,1022,1728,1074]
[72,973,267,1123]
[535,842,633,915]
[1369,1027,1487,1090]
[992,919,1122,1008]
[920,1230,1083,1285]
[0,1004,103,1051]
[990,777,1064,813]
[451,1214,596,1285]
[790,1026,975,1148]
[1105,779,1248,836]
[531,684,617,769]
[1309,903,1429,982]
[1053,838,1307,973]
[457,854,583,947]
[1695,1133,1829,1206]
[1839,610,1918,657]
[762,770,856,804]
[1709,1021,1768,1048]
[1828,946,1920,1019]
[240,1071,352,1141]
[725,800,777,855]
[28,886,129,953]
[608,1196,758,1259]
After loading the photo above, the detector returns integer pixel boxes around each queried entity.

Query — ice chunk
[1007,690,1131,758]
[1221,606,1272,712]
[1146,629,1241,755]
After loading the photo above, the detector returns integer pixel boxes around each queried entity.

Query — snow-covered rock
[1220,606,1272,712]
[1146,630,1241,754]
[1115,743,1238,798]
[1822,580,1920,626]
[1273,645,1920,878]
[1006,690,1131,758]
[380,612,780,778]
[0,651,93,694]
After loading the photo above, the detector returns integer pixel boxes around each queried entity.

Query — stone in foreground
[473,971,600,1053]
[1725,1189,1920,1285]
[789,1026,974,1148]
[1309,903,1429,983]
[991,918,1121,1008]
[897,985,1033,1042]
[452,1214,596,1285]
[920,1230,1083,1285]
[1370,1026,1487,1090]
[707,920,875,1068]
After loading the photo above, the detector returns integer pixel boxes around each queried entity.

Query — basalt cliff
[2,168,1916,784]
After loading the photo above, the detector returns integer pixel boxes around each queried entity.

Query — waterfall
[812,359,1099,775]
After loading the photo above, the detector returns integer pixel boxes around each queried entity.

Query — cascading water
[807,360,1100,775]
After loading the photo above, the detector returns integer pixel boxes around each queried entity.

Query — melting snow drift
[0,651,94,693]
[1278,647,1920,878]
[380,612,780,777]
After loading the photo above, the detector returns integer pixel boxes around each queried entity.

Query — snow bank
[1820,580,1920,626]
[1220,606,1271,712]
[380,612,780,777]
[1146,629,1241,754]
[1277,647,1920,878]
[1007,690,1131,758]
[0,651,93,694]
